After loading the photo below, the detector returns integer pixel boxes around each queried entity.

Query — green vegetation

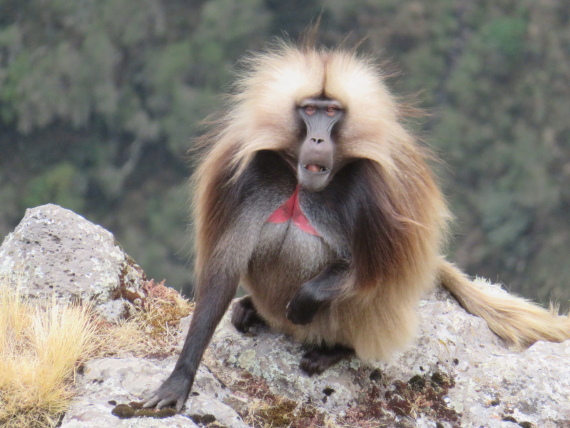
[0,0,568,306]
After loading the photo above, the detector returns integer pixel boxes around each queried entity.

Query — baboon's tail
[438,258,570,348]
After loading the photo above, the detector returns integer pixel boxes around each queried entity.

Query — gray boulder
[0,204,146,322]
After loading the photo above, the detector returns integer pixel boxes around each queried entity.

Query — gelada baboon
[144,41,570,411]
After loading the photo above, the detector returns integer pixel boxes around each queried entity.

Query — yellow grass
[101,280,194,358]
[0,277,102,428]
[0,276,193,427]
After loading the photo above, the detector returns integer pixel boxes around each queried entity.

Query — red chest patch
[267,185,320,236]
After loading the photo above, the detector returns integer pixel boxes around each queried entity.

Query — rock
[64,287,570,427]
[3,205,569,426]
[59,357,247,428]
[202,287,570,427]
[0,204,146,322]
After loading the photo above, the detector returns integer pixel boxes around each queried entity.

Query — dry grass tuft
[0,276,193,427]
[103,279,194,358]
[0,276,103,428]
[137,279,193,341]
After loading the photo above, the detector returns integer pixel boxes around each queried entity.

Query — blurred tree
[0,0,271,293]
[428,1,570,305]
[264,0,326,40]
[0,0,568,306]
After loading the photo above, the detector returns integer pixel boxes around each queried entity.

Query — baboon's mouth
[303,164,329,173]
[298,161,333,192]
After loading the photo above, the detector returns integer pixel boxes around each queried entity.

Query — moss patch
[111,402,177,419]
[230,372,327,428]
[341,371,460,427]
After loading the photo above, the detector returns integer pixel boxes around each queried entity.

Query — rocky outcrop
[0,204,146,322]
[58,287,570,428]
[2,205,569,427]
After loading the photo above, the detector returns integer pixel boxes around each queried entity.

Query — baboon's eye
[325,106,339,117]
[304,105,316,116]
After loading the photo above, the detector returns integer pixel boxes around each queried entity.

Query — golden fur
[438,258,570,348]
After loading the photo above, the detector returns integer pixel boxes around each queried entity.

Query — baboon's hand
[143,371,193,412]
[287,261,346,325]
[286,285,324,325]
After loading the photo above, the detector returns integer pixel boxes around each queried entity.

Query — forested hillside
[1,0,568,306]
